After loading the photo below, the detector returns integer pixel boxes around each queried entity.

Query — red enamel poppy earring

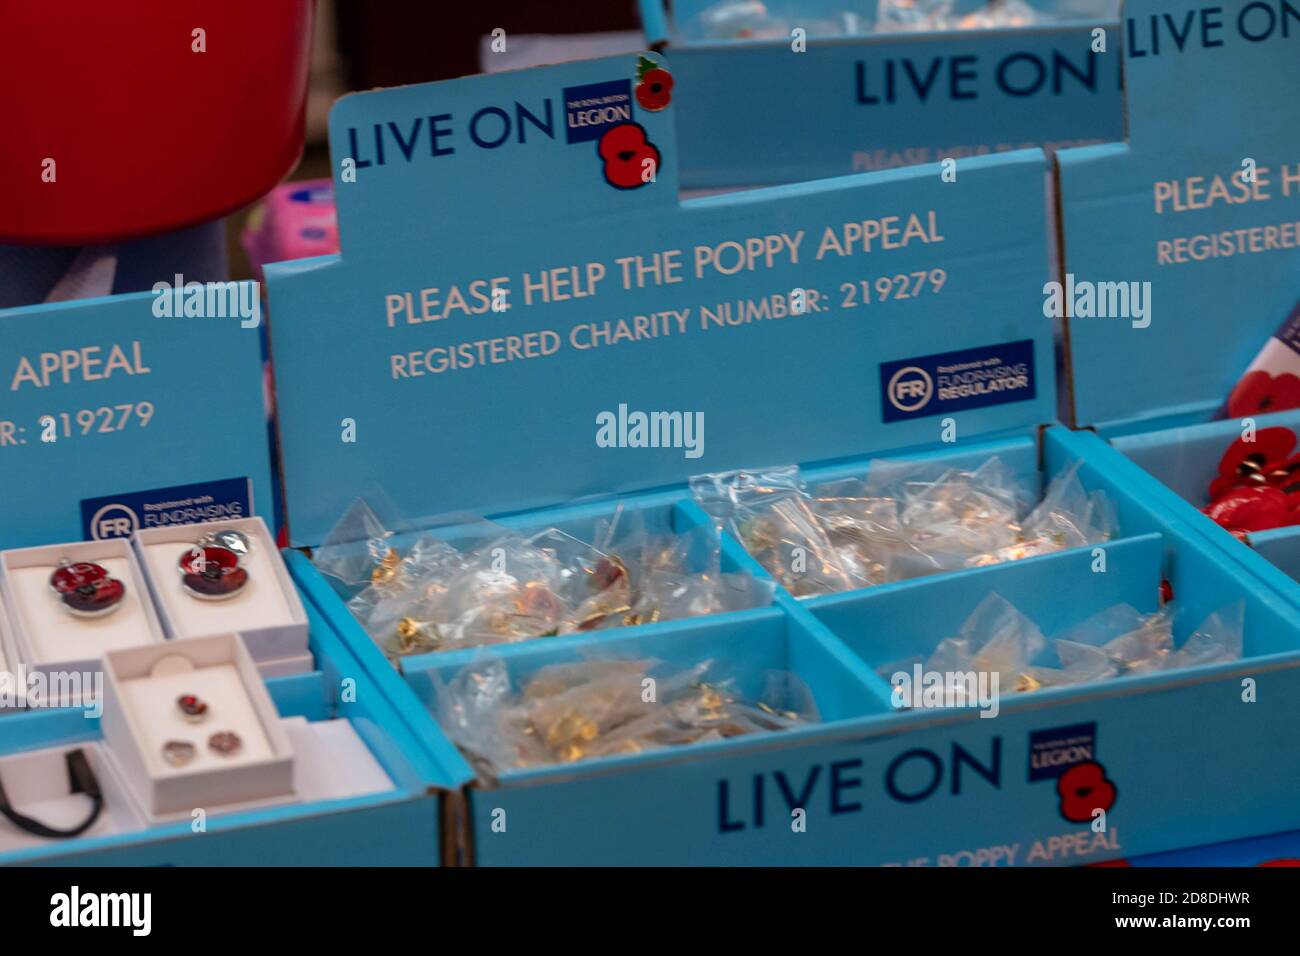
[49,560,126,618]
[178,529,250,601]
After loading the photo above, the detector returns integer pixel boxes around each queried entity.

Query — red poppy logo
[1227,370,1300,417]
[598,123,660,190]
[1057,760,1117,823]
[634,56,673,112]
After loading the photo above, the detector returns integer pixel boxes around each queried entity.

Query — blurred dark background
[227,0,647,278]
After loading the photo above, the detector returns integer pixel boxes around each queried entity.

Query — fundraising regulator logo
[151,275,261,328]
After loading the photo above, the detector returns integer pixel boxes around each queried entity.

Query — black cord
[0,749,104,840]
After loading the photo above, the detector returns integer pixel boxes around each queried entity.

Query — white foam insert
[135,517,308,662]
[290,718,392,800]
[0,743,144,853]
[0,538,164,675]
[107,717,395,826]
[100,634,294,815]
[256,653,316,679]
[0,718,396,849]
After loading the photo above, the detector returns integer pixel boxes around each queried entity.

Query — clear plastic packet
[904,594,1245,706]
[690,466,868,595]
[953,0,1038,29]
[691,457,1118,595]
[314,498,774,658]
[966,462,1116,568]
[681,1,791,42]
[863,456,1030,576]
[1055,603,1173,676]
[312,498,403,589]
[431,657,528,775]
[875,0,957,32]
[925,593,1047,684]
[435,656,819,778]
[1165,602,1245,670]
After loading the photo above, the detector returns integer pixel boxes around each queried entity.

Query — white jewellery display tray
[100,716,396,825]
[0,537,165,675]
[134,517,309,664]
[99,634,294,815]
[0,718,397,844]
[0,744,143,853]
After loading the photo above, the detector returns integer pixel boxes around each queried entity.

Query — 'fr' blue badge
[880,339,1036,423]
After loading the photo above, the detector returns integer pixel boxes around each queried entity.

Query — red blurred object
[1202,426,1300,533]
[1204,486,1295,533]
[0,1,314,244]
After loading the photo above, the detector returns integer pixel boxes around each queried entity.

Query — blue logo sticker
[880,339,1035,422]
[563,80,634,144]
[1028,722,1097,781]
[289,186,333,204]
[80,477,253,541]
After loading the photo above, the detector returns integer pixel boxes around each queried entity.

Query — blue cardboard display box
[267,47,1300,864]
[1055,0,1300,609]
[639,0,1124,186]
[0,608,451,866]
[0,289,459,865]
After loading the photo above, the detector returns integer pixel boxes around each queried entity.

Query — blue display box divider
[264,50,1300,863]
[0,597,450,866]
[639,0,1125,187]
[1056,0,1300,612]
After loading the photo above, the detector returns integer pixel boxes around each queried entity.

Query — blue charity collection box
[638,0,1126,186]
[1,0,1296,867]
[263,2,1300,865]
[0,288,461,865]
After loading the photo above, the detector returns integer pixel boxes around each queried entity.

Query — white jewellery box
[99,634,295,815]
[0,537,165,691]
[133,517,310,670]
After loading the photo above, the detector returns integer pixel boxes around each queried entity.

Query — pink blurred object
[241,179,338,280]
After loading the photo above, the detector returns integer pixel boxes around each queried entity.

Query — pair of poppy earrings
[162,694,242,766]
[49,529,251,618]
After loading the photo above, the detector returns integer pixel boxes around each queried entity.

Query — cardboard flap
[1058,0,1300,431]
[267,54,1056,547]
[329,54,679,252]
[0,287,272,548]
